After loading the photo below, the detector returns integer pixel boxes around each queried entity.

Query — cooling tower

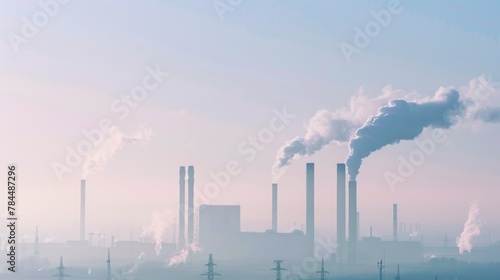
[337,163,346,263]
[393,204,398,241]
[80,179,86,241]
[348,180,357,263]
[187,166,194,245]
[272,183,278,232]
[179,167,186,248]
[306,163,315,250]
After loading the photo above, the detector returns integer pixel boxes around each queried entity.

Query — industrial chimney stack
[337,163,346,263]
[348,180,357,263]
[179,167,186,249]
[393,204,398,242]
[80,179,86,242]
[272,183,278,232]
[306,163,315,251]
[187,166,194,245]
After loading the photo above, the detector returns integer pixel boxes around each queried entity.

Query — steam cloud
[141,209,172,256]
[82,125,153,178]
[167,243,202,266]
[272,75,500,181]
[457,200,481,254]
[346,88,464,180]
[272,86,410,181]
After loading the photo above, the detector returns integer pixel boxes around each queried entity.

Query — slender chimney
[393,204,398,242]
[306,163,315,250]
[179,167,186,248]
[80,180,86,241]
[336,163,346,263]
[272,183,278,232]
[348,180,357,263]
[187,166,194,245]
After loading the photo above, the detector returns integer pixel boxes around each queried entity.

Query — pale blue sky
[1,1,499,246]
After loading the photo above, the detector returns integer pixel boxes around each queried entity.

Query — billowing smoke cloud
[346,88,464,180]
[457,200,481,254]
[140,209,172,256]
[272,86,411,181]
[167,243,203,266]
[82,125,152,178]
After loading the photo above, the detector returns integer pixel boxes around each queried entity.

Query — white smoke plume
[272,86,411,181]
[140,209,173,256]
[81,125,153,178]
[167,243,203,266]
[43,235,56,243]
[273,75,500,182]
[138,252,146,259]
[88,268,92,275]
[346,88,465,180]
[457,200,481,254]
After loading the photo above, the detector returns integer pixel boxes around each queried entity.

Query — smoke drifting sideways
[346,88,465,181]
[81,125,153,179]
[167,243,202,266]
[272,86,411,181]
[457,200,481,254]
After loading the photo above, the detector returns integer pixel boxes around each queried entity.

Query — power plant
[4,162,499,279]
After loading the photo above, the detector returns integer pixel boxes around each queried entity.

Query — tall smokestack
[187,166,194,245]
[306,163,315,250]
[348,180,357,263]
[393,204,398,241]
[178,167,186,248]
[80,180,86,241]
[272,183,278,232]
[337,163,346,264]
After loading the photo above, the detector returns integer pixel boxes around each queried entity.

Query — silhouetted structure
[271,260,287,280]
[53,257,70,280]
[337,163,346,264]
[80,180,86,241]
[272,183,278,232]
[316,257,329,280]
[106,249,111,280]
[377,260,384,280]
[201,254,220,280]
[394,264,400,280]
[179,166,186,249]
[306,163,315,252]
[348,180,358,263]
[393,204,398,242]
[188,166,195,245]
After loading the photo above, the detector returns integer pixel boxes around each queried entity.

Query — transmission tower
[106,249,111,280]
[201,254,220,280]
[316,257,329,280]
[53,257,70,280]
[394,264,400,280]
[271,260,287,280]
[377,260,385,280]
